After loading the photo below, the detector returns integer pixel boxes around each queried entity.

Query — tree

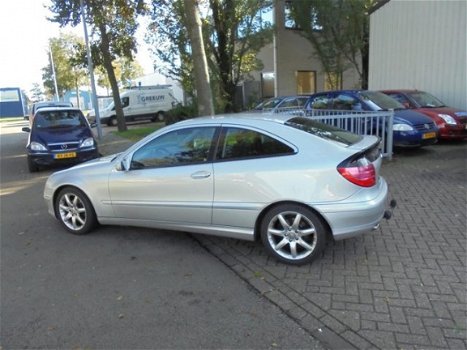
[42,32,87,101]
[48,0,147,132]
[96,58,144,94]
[288,0,373,89]
[147,0,273,113]
[183,0,214,116]
[30,83,45,102]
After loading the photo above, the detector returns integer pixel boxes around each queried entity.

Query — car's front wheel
[260,204,326,265]
[54,187,97,235]
[27,156,39,172]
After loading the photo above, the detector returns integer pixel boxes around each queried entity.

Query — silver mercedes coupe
[44,113,392,265]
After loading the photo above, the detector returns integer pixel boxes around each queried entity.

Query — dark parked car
[380,90,467,140]
[305,90,439,148]
[253,96,310,112]
[22,107,99,172]
[28,101,73,126]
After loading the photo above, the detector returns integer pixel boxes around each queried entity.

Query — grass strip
[113,125,163,141]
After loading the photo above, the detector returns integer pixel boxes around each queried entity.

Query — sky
[0,0,155,96]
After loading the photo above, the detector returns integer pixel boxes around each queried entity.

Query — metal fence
[268,107,394,159]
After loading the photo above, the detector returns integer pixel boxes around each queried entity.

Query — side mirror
[22,127,31,133]
[90,122,97,128]
[116,156,131,171]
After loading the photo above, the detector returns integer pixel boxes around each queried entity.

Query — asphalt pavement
[1,120,323,349]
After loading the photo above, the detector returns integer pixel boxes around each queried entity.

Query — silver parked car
[44,113,393,265]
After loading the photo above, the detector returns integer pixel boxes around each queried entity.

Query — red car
[381,90,467,140]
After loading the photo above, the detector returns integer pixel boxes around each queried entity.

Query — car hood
[393,109,433,125]
[33,126,92,145]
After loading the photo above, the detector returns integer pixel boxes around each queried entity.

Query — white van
[93,86,178,126]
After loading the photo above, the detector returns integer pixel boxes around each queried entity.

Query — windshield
[33,110,87,129]
[285,117,363,146]
[407,91,445,108]
[256,97,283,110]
[359,91,405,110]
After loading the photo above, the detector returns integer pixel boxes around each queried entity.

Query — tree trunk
[184,0,214,117]
[98,23,127,131]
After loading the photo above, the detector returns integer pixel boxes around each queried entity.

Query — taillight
[337,157,376,187]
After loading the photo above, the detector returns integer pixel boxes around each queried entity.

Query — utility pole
[49,47,59,101]
[80,0,102,140]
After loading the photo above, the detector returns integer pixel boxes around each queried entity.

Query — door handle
[191,171,211,179]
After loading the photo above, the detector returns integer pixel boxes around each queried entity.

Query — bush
[165,104,198,125]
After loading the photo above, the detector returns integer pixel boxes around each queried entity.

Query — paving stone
[191,143,466,350]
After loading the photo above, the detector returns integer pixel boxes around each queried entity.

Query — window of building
[261,72,275,99]
[296,71,316,94]
[324,72,342,91]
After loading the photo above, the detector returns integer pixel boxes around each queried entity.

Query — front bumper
[28,148,99,168]
[393,130,438,147]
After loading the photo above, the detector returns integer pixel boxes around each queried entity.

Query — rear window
[285,117,363,146]
[34,110,87,129]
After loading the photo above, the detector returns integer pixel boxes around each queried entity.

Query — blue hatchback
[22,107,99,172]
[305,90,439,148]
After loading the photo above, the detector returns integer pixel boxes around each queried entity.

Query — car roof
[175,112,295,127]
[380,89,418,94]
[34,107,82,114]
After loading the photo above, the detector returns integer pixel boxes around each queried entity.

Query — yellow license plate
[55,152,77,159]
[422,132,436,139]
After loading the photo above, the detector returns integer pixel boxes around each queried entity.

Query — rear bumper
[314,178,390,240]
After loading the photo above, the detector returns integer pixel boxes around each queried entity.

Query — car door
[212,126,295,229]
[108,126,218,224]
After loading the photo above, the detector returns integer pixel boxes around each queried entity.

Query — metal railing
[268,107,394,159]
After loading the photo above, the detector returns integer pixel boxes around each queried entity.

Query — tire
[155,111,165,122]
[54,187,97,235]
[260,204,326,265]
[108,116,117,126]
[27,156,39,173]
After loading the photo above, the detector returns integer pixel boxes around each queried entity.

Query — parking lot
[2,119,466,349]
[195,140,467,349]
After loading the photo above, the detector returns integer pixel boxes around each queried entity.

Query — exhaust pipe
[384,199,397,220]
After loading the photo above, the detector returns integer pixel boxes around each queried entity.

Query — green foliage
[29,83,45,103]
[96,58,144,93]
[146,0,273,113]
[164,103,198,125]
[289,0,373,88]
[48,0,148,131]
[41,32,87,98]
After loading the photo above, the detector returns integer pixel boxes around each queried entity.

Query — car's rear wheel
[108,116,117,126]
[27,156,39,172]
[156,111,164,121]
[55,187,97,235]
[260,204,326,265]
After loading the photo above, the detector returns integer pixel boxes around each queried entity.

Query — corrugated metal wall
[369,0,466,110]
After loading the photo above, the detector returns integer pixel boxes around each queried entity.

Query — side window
[121,97,130,108]
[279,97,300,109]
[308,95,331,109]
[388,93,410,107]
[332,94,359,110]
[131,127,216,169]
[218,127,294,161]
